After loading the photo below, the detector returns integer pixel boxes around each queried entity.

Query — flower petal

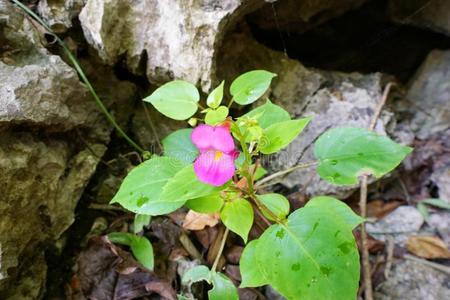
[191,124,235,153]
[194,150,235,186]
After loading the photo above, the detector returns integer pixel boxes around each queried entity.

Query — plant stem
[12,0,146,155]
[360,81,395,300]
[254,161,318,188]
[212,228,229,271]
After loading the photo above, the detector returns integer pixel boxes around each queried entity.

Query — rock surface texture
[389,0,450,36]
[79,0,264,91]
[0,2,134,298]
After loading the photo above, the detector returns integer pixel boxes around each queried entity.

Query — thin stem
[227,98,235,108]
[255,161,318,188]
[212,228,229,271]
[359,175,373,300]
[12,0,146,155]
[359,81,395,300]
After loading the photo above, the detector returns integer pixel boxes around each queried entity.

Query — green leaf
[160,164,224,202]
[258,193,290,221]
[241,100,290,129]
[422,198,450,210]
[111,157,186,215]
[253,165,267,181]
[207,81,224,109]
[240,197,363,300]
[209,272,239,300]
[182,265,211,284]
[306,196,364,228]
[182,267,238,300]
[133,214,151,234]
[107,232,134,246]
[220,199,253,243]
[205,106,229,125]
[144,80,199,120]
[185,193,224,213]
[131,235,154,270]
[314,127,413,185]
[239,240,269,287]
[108,233,154,270]
[417,202,430,223]
[162,129,198,164]
[260,118,311,154]
[230,70,276,105]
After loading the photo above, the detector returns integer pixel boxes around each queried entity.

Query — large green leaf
[240,196,363,300]
[220,199,253,243]
[185,193,224,213]
[260,118,311,154]
[230,70,276,105]
[160,164,224,203]
[144,80,199,120]
[162,128,198,164]
[241,100,290,129]
[314,127,413,185]
[258,193,290,221]
[111,157,186,215]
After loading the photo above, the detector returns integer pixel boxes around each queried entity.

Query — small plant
[110,70,412,299]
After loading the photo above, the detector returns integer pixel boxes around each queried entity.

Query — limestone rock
[0,133,106,298]
[0,1,96,131]
[79,0,264,91]
[389,0,450,37]
[375,259,450,300]
[37,0,86,33]
[366,206,424,246]
[403,50,450,140]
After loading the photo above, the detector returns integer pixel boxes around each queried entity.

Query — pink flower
[191,124,238,186]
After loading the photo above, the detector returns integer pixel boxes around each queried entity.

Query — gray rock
[0,1,96,131]
[37,0,86,33]
[0,1,135,296]
[389,0,450,37]
[219,32,396,197]
[429,212,450,245]
[0,133,106,298]
[78,0,263,91]
[366,206,424,246]
[375,259,450,300]
[404,50,450,140]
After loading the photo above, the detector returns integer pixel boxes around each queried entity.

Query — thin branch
[255,161,318,188]
[212,228,229,271]
[404,254,450,275]
[360,81,396,300]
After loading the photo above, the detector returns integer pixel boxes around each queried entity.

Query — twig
[404,254,450,275]
[180,232,204,262]
[212,228,229,271]
[88,203,129,212]
[255,161,318,188]
[360,81,396,300]
[359,175,373,300]
[384,235,395,279]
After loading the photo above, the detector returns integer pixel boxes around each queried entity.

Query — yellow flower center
[214,150,223,161]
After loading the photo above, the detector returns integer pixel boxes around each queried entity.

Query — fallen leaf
[77,236,176,300]
[406,235,450,259]
[183,210,219,230]
[367,200,403,219]
[354,230,385,253]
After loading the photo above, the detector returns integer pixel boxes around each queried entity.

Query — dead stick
[212,228,230,271]
[360,81,396,300]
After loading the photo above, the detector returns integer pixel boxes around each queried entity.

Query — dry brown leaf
[367,200,403,219]
[406,235,450,259]
[183,210,219,230]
